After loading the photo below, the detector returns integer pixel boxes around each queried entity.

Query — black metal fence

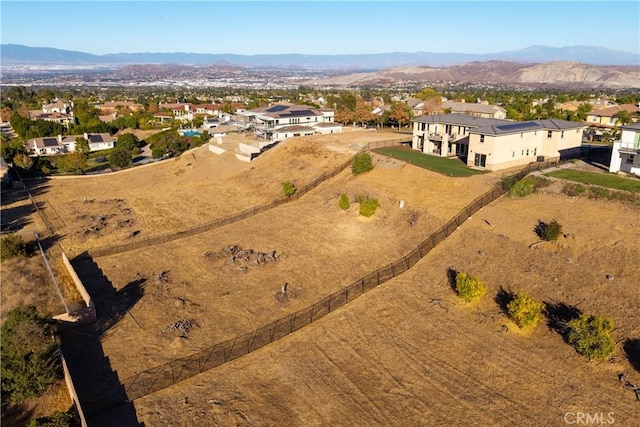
[78,156,560,413]
[85,138,408,259]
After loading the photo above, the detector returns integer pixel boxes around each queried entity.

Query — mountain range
[2,44,639,69]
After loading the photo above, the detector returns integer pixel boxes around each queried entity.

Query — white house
[26,133,115,156]
[237,104,340,141]
[609,123,640,176]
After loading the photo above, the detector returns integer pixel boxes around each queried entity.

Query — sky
[1,1,639,56]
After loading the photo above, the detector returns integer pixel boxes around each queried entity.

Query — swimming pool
[182,130,200,136]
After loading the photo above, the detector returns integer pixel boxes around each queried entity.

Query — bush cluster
[1,305,62,403]
[1,234,28,262]
[282,181,297,198]
[338,193,350,210]
[455,272,487,303]
[567,314,615,360]
[351,152,374,175]
[508,176,551,198]
[536,219,563,241]
[507,293,544,329]
[356,195,379,217]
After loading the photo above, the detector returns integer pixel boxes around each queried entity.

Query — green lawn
[546,169,640,193]
[375,146,485,177]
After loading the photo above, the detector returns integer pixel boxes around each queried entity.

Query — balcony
[618,141,640,154]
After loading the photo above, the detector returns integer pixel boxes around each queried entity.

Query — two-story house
[467,119,585,170]
[411,114,585,171]
[237,104,339,141]
[29,100,75,128]
[585,104,640,139]
[609,123,640,176]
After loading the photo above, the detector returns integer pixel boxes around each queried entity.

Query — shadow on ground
[59,253,146,426]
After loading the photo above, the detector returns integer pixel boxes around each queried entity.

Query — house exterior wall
[541,128,583,158]
[468,133,540,170]
[609,128,640,176]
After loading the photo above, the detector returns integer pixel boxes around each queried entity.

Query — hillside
[302,61,640,89]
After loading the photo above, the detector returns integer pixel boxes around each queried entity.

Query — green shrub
[358,196,379,217]
[567,314,615,360]
[29,410,79,427]
[338,193,350,210]
[507,293,544,329]
[536,219,563,241]
[109,146,133,169]
[282,181,297,198]
[455,272,487,303]
[352,152,374,175]
[508,176,551,198]
[1,234,27,262]
[1,305,61,403]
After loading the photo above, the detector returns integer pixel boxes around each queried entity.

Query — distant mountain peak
[1,44,638,69]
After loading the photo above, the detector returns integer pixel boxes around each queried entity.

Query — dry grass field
[6,128,639,426]
[119,186,639,427]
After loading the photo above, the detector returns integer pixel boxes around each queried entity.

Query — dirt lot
[121,186,639,427]
[10,129,639,426]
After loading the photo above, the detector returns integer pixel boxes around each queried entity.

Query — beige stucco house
[411,114,585,171]
[467,119,585,170]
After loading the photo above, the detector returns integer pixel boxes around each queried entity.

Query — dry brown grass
[17,131,639,426]
[122,190,640,427]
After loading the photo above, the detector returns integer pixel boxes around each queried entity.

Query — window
[561,131,564,139]
[547,130,552,138]
[480,135,485,143]
[626,154,635,164]
[512,152,515,158]
[521,133,524,138]
[534,148,537,156]
[526,149,529,156]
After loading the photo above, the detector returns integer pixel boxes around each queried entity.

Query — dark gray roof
[43,138,59,147]
[537,119,585,131]
[620,123,640,131]
[471,119,584,136]
[412,114,511,128]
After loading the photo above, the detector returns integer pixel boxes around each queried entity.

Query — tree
[455,272,487,303]
[613,110,633,127]
[507,293,544,329]
[12,152,34,170]
[354,99,374,127]
[74,137,90,155]
[109,146,133,169]
[1,305,61,403]
[116,133,139,152]
[567,314,615,360]
[57,151,86,174]
[388,102,411,130]
[416,88,442,115]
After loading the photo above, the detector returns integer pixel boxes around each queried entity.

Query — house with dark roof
[411,114,585,171]
[25,133,115,156]
[467,119,585,170]
[237,104,340,141]
[609,123,640,176]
